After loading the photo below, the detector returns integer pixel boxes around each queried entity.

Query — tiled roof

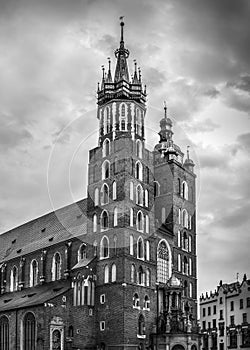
[0,198,88,263]
[0,280,71,312]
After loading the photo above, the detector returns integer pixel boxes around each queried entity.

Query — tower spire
[114,17,130,82]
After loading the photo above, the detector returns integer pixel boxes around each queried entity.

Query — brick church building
[0,20,201,350]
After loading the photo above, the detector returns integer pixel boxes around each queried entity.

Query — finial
[102,65,105,79]
[138,67,141,82]
[187,145,190,160]
[134,59,137,71]
[108,57,111,70]
[97,82,100,92]
[164,101,167,119]
[119,16,125,42]
[144,84,147,94]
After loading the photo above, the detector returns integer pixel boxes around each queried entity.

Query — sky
[0,0,249,296]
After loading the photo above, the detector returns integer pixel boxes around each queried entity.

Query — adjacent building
[0,20,200,350]
[200,275,250,350]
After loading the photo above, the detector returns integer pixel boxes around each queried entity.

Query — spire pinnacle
[119,16,124,43]
[164,101,167,119]
[107,57,113,82]
[187,145,190,160]
[114,17,130,82]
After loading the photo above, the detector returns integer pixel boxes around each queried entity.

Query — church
[0,20,201,350]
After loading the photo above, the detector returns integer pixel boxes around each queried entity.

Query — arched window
[136,139,142,158]
[183,280,188,297]
[177,230,181,247]
[113,235,117,255]
[101,210,109,231]
[138,314,145,335]
[111,264,116,282]
[93,214,97,233]
[189,258,192,276]
[145,215,149,234]
[146,269,150,287]
[0,316,9,350]
[114,207,118,227]
[182,209,188,228]
[137,211,144,232]
[183,231,189,250]
[183,256,188,275]
[138,266,144,285]
[133,293,139,308]
[68,325,74,338]
[178,254,182,272]
[130,208,134,227]
[189,283,193,298]
[189,215,192,230]
[129,234,134,255]
[178,208,181,224]
[154,181,160,197]
[188,236,192,252]
[10,265,18,292]
[94,188,99,206]
[78,244,87,261]
[30,260,38,287]
[136,185,143,206]
[131,264,136,283]
[23,312,36,350]
[112,181,117,200]
[52,253,61,281]
[120,103,127,131]
[135,161,143,181]
[161,207,166,224]
[146,240,150,260]
[104,265,109,283]
[101,183,109,205]
[104,107,111,134]
[100,236,109,259]
[144,295,150,309]
[144,189,149,207]
[130,182,134,200]
[103,138,110,157]
[182,181,188,200]
[137,237,144,259]
[102,160,110,180]
[178,178,181,195]
[157,240,171,283]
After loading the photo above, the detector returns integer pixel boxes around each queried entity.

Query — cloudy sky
[0,0,249,295]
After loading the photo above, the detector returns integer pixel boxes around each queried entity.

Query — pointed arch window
[182,209,188,228]
[183,231,189,251]
[120,103,127,131]
[183,256,189,275]
[114,207,118,227]
[78,244,87,261]
[145,189,149,207]
[178,254,182,272]
[113,235,117,255]
[93,214,97,233]
[146,269,150,287]
[101,210,109,231]
[10,265,18,292]
[23,312,36,350]
[136,185,143,206]
[145,215,149,234]
[30,260,38,287]
[157,240,171,283]
[137,211,144,232]
[131,264,136,283]
[94,188,99,206]
[183,280,188,297]
[138,266,144,285]
[100,236,109,259]
[129,234,134,255]
[112,181,117,200]
[189,282,193,298]
[188,236,192,252]
[138,314,145,336]
[103,138,110,157]
[52,252,61,281]
[102,160,110,180]
[133,293,139,308]
[177,230,181,247]
[145,240,150,260]
[111,264,117,282]
[101,183,109,205]
[154,181,160,197]
[130,208,134,227]
[104,265,109,283]
[104,107,111,134]
[0,316,9,350]
[144,295,150,309]
[182,181,188,200]
[135,161,143,181]
[189,258,192,276]
[137,237,144,260]
[136,139,142,158]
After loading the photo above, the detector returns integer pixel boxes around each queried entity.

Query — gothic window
[146,269,150,287]
[189,236,192,252]
[10,265,18,292]
[101,210,109,231]
[131,264,136,283]
[102,160,110,180]
[104,265,109,283]
[189,282,193,298]
[154,181,160,197]
[145,189,149,207]
[78,244,87,261]
[111,264,116,282]
[114,207,118,227]
[129,234,134,255]
[68,325,74,338]
[157,240,171,283]
[52,252,61,281]
[103,138,110,157]
[133,293,139,308]
[138,314,145,335]
[189,258,192,275]
[94,188,99,206]
[182,209,188,228]
[178,208,181,224]
[183,231,189,250]
[145,167,150,184]
[30,260,38,287]
[136,139,142,158]
[101,183,109,205]
[93,214,97,233]
[146,240,150,260]
[130,208,134,227]
[100,236,109,259]
[138,266,144,285]
[137,237,144,259]
[145,215,149,234]
[23,313,36,350]
[0,316,9,350]
[161,207,166,224]
[120,103,127,131]
[178,178,181,195]
[137,211,144,232]
[177,231,181,247]
[113,235,117,255]
[183,280,188,297]
[144,295,150,309]
[136,185,143,206]
[135,161,143,181]
[112,181,117,200]
[104,107,111,134]
[130,182,134,200]
[183,256,188,275]
[182,181,188,200]
[178,254,181,272]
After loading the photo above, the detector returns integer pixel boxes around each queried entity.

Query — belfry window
[120,103,127,131]
[182,181,188,200]
[102,160,110,180]
[136,185,143,206]
[101,184,109,205]
[135,161,143,181]
[136,139,142,158]
[0,316,9,350]
[101,210,109,231]
[138,266,144,285]
[103,138,110,157]
[137,211,144,232]
[30,260,38,287]
[137,237,144,259]
[157,240,170,283]
[100,236,109,259]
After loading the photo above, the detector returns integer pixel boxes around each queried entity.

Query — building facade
[200,275,250,350]
[0,21,200,350]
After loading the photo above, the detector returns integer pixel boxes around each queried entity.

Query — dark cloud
[227,75,250,93]
[236,133,250,152]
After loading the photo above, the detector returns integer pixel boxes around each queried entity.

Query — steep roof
[0,198,88,263]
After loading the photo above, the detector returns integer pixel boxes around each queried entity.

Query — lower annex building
[0,21,201,350]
